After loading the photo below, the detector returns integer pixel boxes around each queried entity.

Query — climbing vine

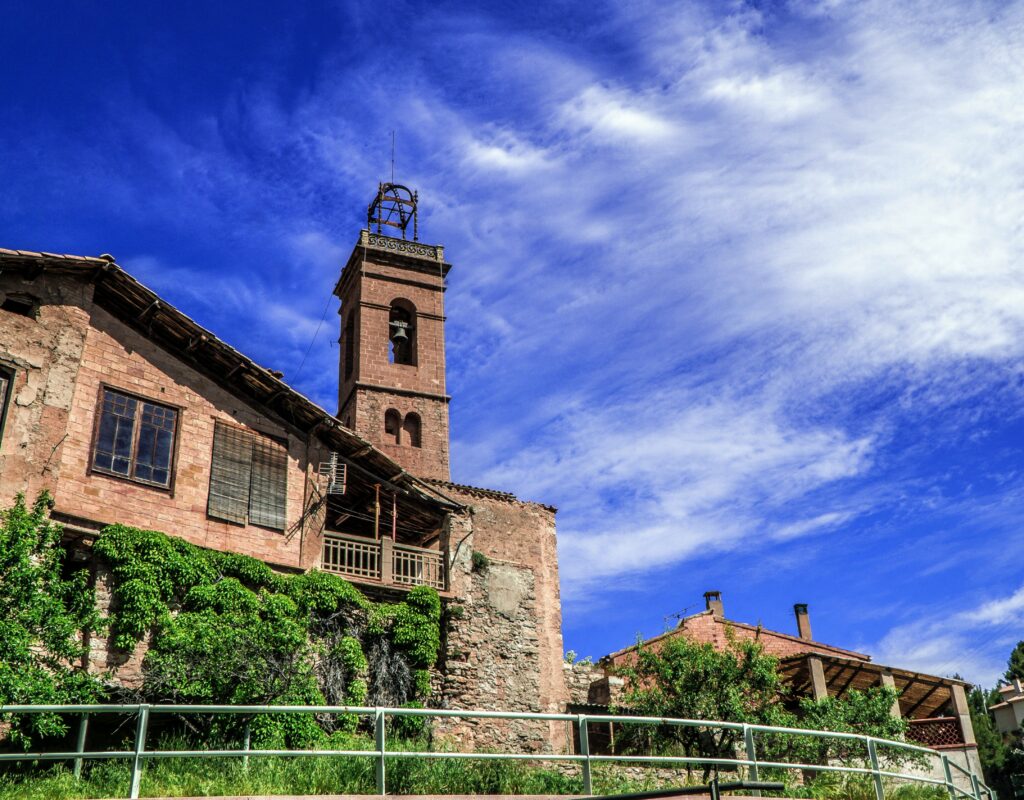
[0,495,443,749]
[92,523,442,745]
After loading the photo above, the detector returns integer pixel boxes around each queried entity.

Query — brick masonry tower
[334,187,452,480]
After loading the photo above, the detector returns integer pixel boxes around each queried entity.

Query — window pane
[249,435,287,530]
[208,421,253,524]
[134,402,177,486]
[93,390,137,476]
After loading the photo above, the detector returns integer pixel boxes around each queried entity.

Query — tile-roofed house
[566,590,980,781]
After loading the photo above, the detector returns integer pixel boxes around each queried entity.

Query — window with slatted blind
[207,421,288,530]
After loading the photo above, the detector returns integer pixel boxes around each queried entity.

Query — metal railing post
[375,707,386,796]
[743,724,761,797]
[942,754,956,800]
[73,712,89,779]
[971,772,982,800]
[242,720,252,772]
[577,714,593,796]
[867,738,885,800]
[129,704,150,800]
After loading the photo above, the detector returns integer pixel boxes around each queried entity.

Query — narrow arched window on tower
[403,412,422,448]
[384,409,402,445]
[343,314,355,379]
[388,300,416,365]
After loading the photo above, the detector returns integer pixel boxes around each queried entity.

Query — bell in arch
[389,320,409,343]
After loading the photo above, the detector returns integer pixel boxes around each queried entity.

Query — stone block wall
[435,487,569,753]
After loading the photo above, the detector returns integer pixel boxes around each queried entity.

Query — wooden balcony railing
[906,716,964,748]
[321,532,446,591]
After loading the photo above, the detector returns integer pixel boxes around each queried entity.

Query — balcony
[321,532,446,591]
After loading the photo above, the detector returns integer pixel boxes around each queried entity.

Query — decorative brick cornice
[364,231,444,262]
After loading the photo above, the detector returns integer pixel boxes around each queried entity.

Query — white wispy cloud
[560,85,679,143]
[869,582,1024,685]
[12,0,1024,671]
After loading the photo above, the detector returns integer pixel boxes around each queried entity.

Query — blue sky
[3,0,1024,687]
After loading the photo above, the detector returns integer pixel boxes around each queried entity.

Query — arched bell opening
[388,299,417,366]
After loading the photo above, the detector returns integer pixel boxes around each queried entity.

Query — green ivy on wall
[0,493,104,747]
[0,494,443,749]
[93,523,442,745]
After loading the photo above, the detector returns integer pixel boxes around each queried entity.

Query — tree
[785,687,911,769]
[615,634,795,776]
[1006,641,1024,683]
[967,685,1010,793]
[615,631,920,779]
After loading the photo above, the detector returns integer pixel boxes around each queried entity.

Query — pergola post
[808,656,829,700]
[950,684,977,746]
[879,670,902,718]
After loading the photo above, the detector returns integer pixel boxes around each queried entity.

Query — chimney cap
[704,590,724,617]
[794,602,809,613]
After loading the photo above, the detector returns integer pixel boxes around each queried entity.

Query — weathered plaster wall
[0,272,93,502]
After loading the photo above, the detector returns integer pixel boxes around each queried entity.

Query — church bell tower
[334,184,451,480]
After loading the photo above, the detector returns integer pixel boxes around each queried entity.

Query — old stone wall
[85,557,148,686]
[434,488,568,753]
[0,272,93,503]
[564,662,615,706]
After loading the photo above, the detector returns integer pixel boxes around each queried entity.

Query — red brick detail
[1,271,329,572]
[336,243,450,480]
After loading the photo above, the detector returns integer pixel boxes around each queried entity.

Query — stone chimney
[794,603,813,640]
[704,590,724,618]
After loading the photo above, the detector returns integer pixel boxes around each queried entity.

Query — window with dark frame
[207,420,288,531]
[0,370,13,444]
[92,387,178,488]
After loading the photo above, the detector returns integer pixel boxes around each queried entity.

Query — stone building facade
[0,217,569,751]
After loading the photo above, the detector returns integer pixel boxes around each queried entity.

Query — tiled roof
[424,478,558,512]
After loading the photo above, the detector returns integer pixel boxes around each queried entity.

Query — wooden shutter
[249,435,287,531]
[207,422,253,524]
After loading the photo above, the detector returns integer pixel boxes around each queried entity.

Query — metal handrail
[0,704,996,800]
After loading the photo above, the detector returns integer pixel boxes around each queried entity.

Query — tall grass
[0,735,956,800]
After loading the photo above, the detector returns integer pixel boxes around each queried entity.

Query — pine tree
[1006,641,1024,683]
